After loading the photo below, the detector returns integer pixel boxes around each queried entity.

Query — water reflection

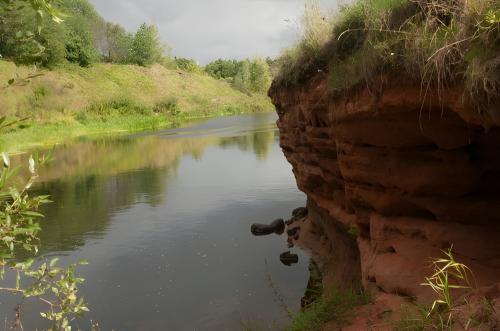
[17,114,278,254]
[3,113,308,331]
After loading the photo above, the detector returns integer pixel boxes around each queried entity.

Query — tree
[0,6,66,67]
[130,23,163,66]
[205,59,239,80]
[0,0,100,67]
[233,58,272,93]
[249,58,272,93]
[0,0,136,67]
[65,30,96,67]
[234,60,252,91]
[104,23,133,63]
[62,0,99,66]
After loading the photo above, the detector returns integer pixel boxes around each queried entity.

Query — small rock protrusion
[287,227,300,237]
[251,218,285,236]
[292,207,308,219]
[280,251,299,266]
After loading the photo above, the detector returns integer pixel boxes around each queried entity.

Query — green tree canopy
[175,57,201,72]
[130,23,164,66]
[205,59,239,80]
[233,58,272,93]
[249,58,272,93]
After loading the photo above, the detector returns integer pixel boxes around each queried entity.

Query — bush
[175,57,202,73]
[153,98,180,116]
[27,84,51,108]
[78,97,153,122]
[205,59,239,79]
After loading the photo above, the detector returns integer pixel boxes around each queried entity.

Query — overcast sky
[88,0,345,64]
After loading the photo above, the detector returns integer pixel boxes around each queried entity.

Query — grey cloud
[89,0,341,64]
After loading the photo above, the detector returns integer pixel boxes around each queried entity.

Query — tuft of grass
[273,0,334,85]
[275,0,500,117]
[421,247,473,319]
[287,287,371,331]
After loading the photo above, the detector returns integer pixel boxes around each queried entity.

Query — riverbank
[0,60,274,152]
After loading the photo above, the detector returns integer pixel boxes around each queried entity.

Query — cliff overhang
[270,72,500,327]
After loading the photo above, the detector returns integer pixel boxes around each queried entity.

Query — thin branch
[0,287,23,293]
[337,28,416,41]
[426,37,472,62]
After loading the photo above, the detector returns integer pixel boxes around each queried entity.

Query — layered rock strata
[269,74,500,305]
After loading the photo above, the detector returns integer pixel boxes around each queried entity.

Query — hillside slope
[0,60,273,151]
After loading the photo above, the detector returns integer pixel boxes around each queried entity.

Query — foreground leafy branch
[0,127,89,330]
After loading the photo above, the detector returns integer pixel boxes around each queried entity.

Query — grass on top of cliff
[274,0,499,116]
[0,60,274,152]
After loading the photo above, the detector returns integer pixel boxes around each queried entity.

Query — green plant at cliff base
[422,247,473,322]
[287,287,370,331]
[395,247,487,331]
[0,117,89,330]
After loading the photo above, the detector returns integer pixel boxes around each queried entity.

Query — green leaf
[1,152,10,168]
[21,211,44,218]
[49,258,59,267]
[29,155,35,174]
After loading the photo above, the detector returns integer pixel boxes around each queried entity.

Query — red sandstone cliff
[269,74,500,329]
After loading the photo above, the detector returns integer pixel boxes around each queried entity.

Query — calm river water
[1,113,309,330]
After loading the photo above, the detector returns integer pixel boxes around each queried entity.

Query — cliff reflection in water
[22,115,276,254]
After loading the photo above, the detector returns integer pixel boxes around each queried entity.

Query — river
[1,112,309,330]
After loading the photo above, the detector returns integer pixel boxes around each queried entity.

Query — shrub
[27,84,51,108]
[79,97,153,122]
[175,57,202,73]
[205,59,240,80]
[153,98,180,116]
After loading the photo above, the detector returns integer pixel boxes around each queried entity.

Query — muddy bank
[269,74,500,329]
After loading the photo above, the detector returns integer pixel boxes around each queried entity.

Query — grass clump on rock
[275,0,499,117]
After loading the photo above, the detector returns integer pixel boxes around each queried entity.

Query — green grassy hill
[0,60,274,151]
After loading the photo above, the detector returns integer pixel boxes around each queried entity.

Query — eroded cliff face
[269,74,500,308]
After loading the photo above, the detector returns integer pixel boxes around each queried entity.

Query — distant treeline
[205,58,272,94]
[0,0,273,93]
